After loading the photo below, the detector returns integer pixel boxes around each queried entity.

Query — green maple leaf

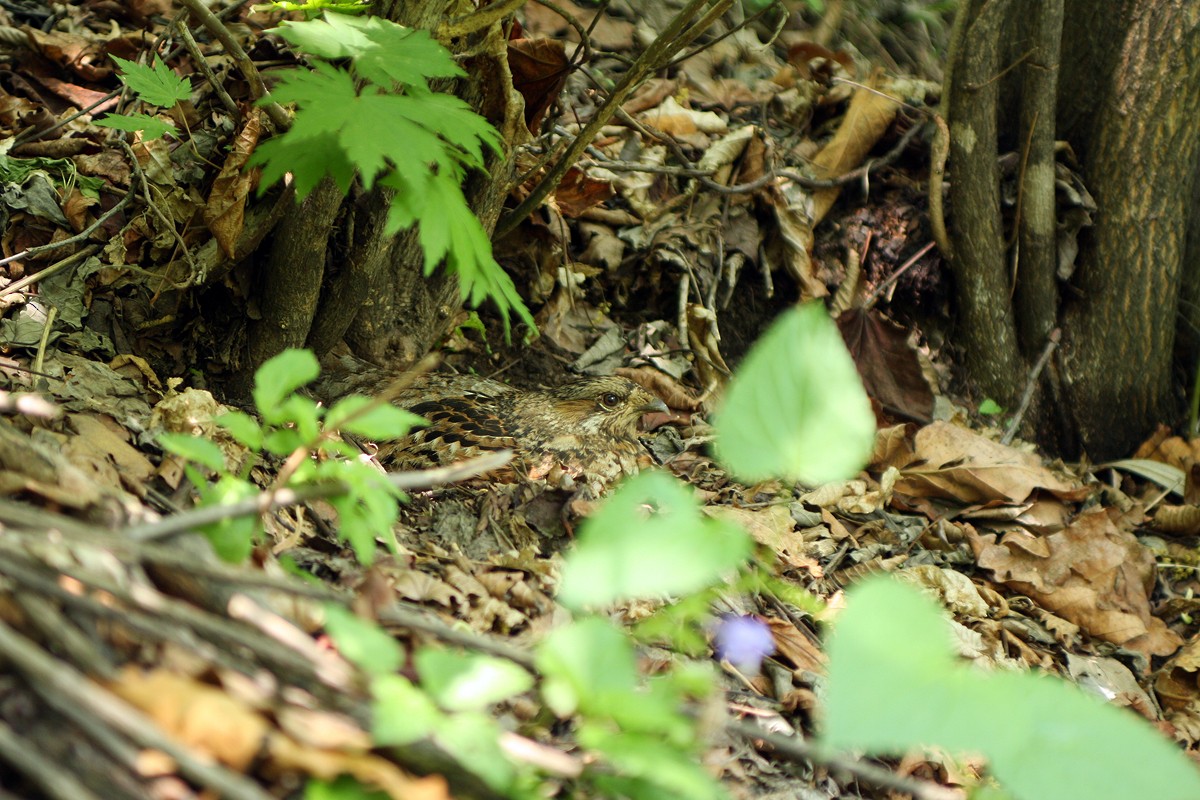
[274,13,463,89]
[93,113,178,141]
[389,172,534,335]
[110,55,190,108]
[253,14,535,334]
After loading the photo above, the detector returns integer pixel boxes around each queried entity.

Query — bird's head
[545,376,668,439]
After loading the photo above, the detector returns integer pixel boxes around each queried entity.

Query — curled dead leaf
[967,513,1181,659]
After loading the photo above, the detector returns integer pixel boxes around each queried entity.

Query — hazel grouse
[314,361,667,483]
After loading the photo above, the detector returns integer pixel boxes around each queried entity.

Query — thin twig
[126,450,514,542]
[582,117,925,194]
[0,546,257,676]
[0,618,275,800]
[496,0,736,236]
[13,89,120,146]
[173,0,290,131]
[579,158,718,178]
[379,602,538,671]
[12,1,254,146]
[175,19,240,119]
[664,0,782,69]
[0,720,104,800]
[728,721,962,800]
[531,0,592,67]
[31,305,57,375]
[118,139,200,281]
[436,0,525,39]
[0,245,101,295]
[272,353,440,489]
[864,240,936,309]
[1002,328,1061,445]
[0,186,124,267]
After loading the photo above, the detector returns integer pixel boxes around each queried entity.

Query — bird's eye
[600,392,622,409]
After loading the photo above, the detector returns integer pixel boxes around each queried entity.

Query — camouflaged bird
[313,358,668,483]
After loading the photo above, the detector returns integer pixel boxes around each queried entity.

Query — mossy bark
[946,0,1200,458]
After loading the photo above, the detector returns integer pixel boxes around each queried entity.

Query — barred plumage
[314,358,667,482]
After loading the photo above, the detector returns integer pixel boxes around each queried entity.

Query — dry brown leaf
[205,109,263,259]
[894,564,989,617]
[621,78,680,115]
[1031,606,1079,642]
[967,512,1181,658]
[471,595,528,630]
[1157,636,1200,712]
[0,420,104,509]
[553,166,616,218]
[704,505,795,550]
[67,413,155,486]
[390,569,464,609]
[267,731,450,800]
[1152,504,1200,536]
[1066,653,1157,719]
[576,221,626,270]
[0,76,60,132]
[808,72,900,224]
[276,707,372,752]
[765,616,826,673]
[1132,424,1178,461]
[761,181,825,300]
[838,308,934,423]
[686,303,730,394]
[893,421,1087,506]
[23,28,114,81]
[521,0,632,50]
[536,294,618,355]
[640,96,727,141]
[869,423,912,468]
[706,506,823,575]
[62,186,97,231]
[476,569,522,599]
[108,667,269,771]
[508,37,568,133]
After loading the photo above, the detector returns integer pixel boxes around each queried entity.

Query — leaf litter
[0,1,1194,798]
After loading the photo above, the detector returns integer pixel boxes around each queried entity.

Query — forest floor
[0,1,1198,799]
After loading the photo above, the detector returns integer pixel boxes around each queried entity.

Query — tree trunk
[945,0,1023,408]
[223,0,526,389]
[946,0,1200,459]
[1057,0,1200,457]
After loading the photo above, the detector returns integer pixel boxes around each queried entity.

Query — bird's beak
[641,396,669,415]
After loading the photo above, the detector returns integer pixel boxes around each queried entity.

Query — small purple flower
[713,615,776,673]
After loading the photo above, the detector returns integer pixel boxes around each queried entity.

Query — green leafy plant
[714,303,1200,798]
[254,0,371,16]
[248,12,535,335]
[324,599,535,794]
[539,473,758,798]
[174,304,1200,800]
[319,468,752,799]
[979,397,1004,416]
[824,577,1200,800]
[94,55,190,141]
[159,348,423,563]
[297,301,876,798]
[0,155,105,201]
[557,470,753,610]
[714,301,876,485]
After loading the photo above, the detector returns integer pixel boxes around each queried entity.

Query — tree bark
[946,0,1024,406]
[1058,0,1200,457]
[946,0,1200,458]
[1013,0,1063,358]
